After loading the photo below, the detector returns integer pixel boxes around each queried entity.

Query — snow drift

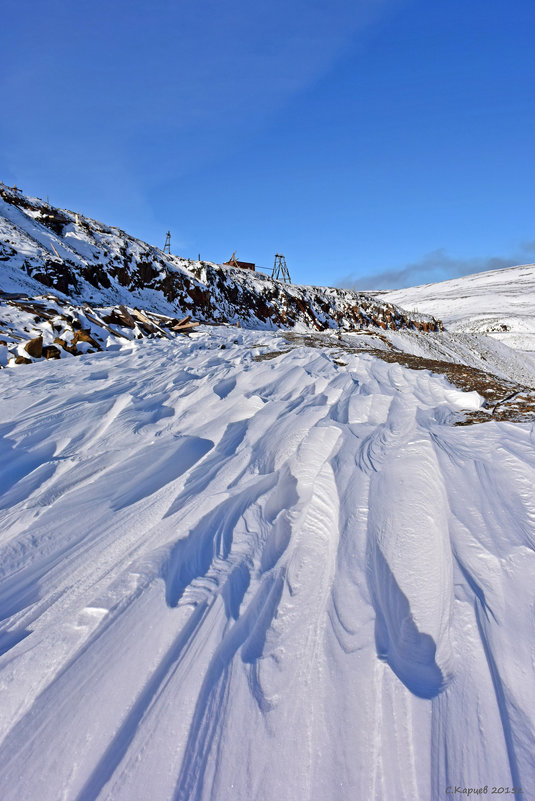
[0,327,534,800]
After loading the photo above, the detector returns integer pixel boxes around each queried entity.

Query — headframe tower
[272,253,291,283]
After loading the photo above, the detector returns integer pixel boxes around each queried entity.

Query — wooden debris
[8,300,55,320]
[131,308,170,338]
[174,315,192,327]
[117,305,137,328]
[143,310,176,325]
[73,329,101,349]
[42,345,61,360]
[82,311,129,339]
[172,320,199,332]
[54,337,78,355]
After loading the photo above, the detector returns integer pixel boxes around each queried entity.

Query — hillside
[5,186,535,397]
[380,262,535,351]
[0,185,440,345]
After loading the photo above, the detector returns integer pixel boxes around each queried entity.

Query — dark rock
[42,345,61,359]
[82,264,111,289]
[137,261,158,283]
[24,336,43,358]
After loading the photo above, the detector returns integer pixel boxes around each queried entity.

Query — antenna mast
[272,253,291,283]
[163,231,171,254]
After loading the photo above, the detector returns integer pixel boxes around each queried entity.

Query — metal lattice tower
[163,231,171,254]
[272,253,291,283]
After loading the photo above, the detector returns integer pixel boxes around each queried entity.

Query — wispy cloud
[337,244,535,291]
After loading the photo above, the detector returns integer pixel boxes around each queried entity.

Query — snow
[0,186,442,335]
[380,262,535,351]
[1,325,534,800]
[2,186,535,797]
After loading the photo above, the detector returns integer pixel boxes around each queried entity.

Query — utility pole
[272,253,291,283]
[163,231,171,254]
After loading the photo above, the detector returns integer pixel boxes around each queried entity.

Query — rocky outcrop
[0,185,443,336]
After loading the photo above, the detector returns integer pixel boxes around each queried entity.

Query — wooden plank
[117,305,137,328]
[144,311,176,324]
[82,311,129,339]
[131,308,170,338]
[171,321,200,331]
[130,308,158,332]
[8,299,56,318]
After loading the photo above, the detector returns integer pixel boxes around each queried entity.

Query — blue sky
[1,0,534,288]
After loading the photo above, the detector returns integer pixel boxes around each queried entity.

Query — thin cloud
[338,245,535,291]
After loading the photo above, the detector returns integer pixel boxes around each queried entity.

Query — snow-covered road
[1,329,534,801]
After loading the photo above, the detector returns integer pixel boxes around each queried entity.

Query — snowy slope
[0,185,441,334]
[380,262,535,351]
[1,327,534,800]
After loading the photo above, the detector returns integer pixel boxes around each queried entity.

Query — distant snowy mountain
[380,262,535,351]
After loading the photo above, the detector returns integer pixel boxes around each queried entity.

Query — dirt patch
[252,350,290,362]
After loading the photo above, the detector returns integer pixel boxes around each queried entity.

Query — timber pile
[0,293,200,368]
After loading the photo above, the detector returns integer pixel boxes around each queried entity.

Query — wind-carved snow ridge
[0,328,535,800]
[366,438,454,700]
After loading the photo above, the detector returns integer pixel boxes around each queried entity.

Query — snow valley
[1,188,535,801]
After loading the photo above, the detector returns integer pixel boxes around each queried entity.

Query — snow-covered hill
[1,327,535,801]
[380,262,535,351]
[0,185,441,337]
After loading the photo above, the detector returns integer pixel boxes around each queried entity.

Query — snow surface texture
[381,263,535,351]
[1,326,534,801]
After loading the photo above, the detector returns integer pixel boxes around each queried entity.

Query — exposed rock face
[0,185,443,334]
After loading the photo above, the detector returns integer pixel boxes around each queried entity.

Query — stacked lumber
[0,295,202,368]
